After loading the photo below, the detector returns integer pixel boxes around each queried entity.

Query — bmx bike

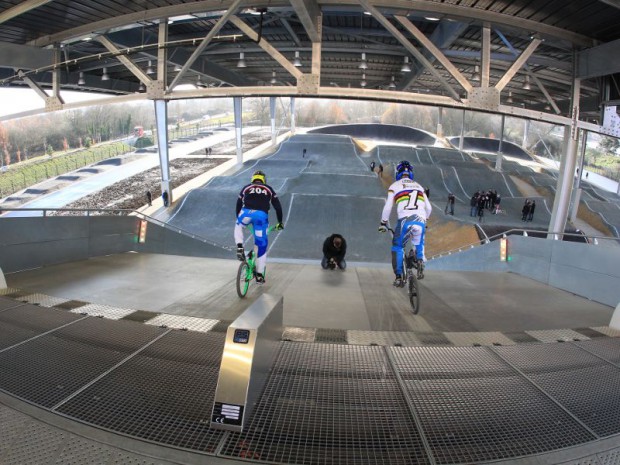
[386,226,424,314]
[236,224,277,298]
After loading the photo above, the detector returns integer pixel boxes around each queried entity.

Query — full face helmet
[395,160,414,181]
[251,170,266,184]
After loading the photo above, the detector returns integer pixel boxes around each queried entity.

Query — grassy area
[0,142,131,198]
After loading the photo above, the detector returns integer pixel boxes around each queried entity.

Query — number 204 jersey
[381,178,432,222]
[236,183,282,216]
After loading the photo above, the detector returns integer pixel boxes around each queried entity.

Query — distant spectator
[146,190,152,206]
[378,163,383,177]
[493,193,501,214]
[302,148,307,158]
[425,187,430,198]
[470,192,479,217]
[445,193,455,215]
[370,161,376,172]
[586,172,589,180]
[521,200,531,221]
[527,200,536,221]
[162,190,169,207]
[477,194,486,222]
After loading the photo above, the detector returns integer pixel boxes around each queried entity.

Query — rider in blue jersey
[234,170,284,284]
[378,161,432,287]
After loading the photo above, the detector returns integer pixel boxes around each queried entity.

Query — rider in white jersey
[379,160,432,287]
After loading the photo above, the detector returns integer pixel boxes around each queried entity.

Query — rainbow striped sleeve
[394,189,413,204]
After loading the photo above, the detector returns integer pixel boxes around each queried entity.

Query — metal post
[436,107,443,138]
[234,97,243,165]
[495,114,505,172]
[290,97,296,134]
[459,109,466,151]
[570,130,588,222]
[548,126,579,239]
[154,99,172,204]
[270,96,276,146]
[522,119,530,150]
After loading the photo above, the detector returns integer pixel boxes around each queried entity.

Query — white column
[436,107,443,138]
[548,127,579,239]
[290,97,296,134]
[154,99,172,204]
[234,97,243,165]
[459,109,466,150]
[270,96,276,146]
[495,114,505,172]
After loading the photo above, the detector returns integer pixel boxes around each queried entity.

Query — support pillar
[495,114,505,172]
[436,107,443,139]
[234,97,243,165]
[570,130,588,222]
[270,97,276,146]
[154,99,172,205]
[459,109,466,151]
[548,126,579,239]
[290,97,296,134]
[522,119,530,150]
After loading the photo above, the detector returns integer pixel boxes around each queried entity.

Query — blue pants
[235,209,269,273]
[391,216,426,276]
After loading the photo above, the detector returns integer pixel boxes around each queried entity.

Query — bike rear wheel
[236,261,251,298]
[407,273,420,314]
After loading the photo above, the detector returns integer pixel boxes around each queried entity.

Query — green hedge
[0,142,131,198]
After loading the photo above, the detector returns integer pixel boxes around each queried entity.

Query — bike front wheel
[408,273,420,314]
[236,261,251,298]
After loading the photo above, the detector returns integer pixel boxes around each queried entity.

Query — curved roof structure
[1,0,620,134]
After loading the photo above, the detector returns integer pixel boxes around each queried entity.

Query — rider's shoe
[393,275,404,287]
[255,272,265,284]
[236,243,245,261]
[417,261,425,280]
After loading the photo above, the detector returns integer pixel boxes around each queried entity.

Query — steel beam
[577,38,620,79]
[290,0,322,43]
[0,42,53,70]
[154,100,172,205]
[495,39,541,92]
[230,16,304,81]
[0,0,52,25]
[395,16,472,93]
[98,36,152,85]
[481,26,491,88]
[168,0,244,91]
[359,0,460,101]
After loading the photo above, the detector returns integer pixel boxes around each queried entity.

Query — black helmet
[251,170,266,184]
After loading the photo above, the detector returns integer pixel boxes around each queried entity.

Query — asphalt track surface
[163,131,620,264]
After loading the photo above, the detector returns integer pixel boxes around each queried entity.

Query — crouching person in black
[321,234,347,270]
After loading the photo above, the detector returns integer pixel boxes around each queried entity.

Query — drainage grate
[0,317,165,408]
[347,330,423,346]
[70,303,136,320]
[282,326,316,342]
[121,310,160,323]
[54,300,89,310]
[415,332,453,346]
[573,328,609,339]
[146,314,219,333]
[58,330,226,453]
[0,297,25,312]
[443,331,515,347]
[526,329,590,343]
[575,338,620,365]
[18,294,70,308]
[210,320,232,333]
[314,328,347,344]
[220,342,429,465]
[0,305,83,350]
[503,331,540,344]
[391,346,595,464]
[496,343,620,438]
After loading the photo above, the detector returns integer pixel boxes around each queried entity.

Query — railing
[428,228,620,260]
[0,207,233,252]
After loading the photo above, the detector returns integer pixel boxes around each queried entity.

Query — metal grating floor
[0,305,83,351]
[496,341,620,437]
[220,342,430,465]
[0,317,166,408]
[390,346,596,464]
[0,297,25,312]
[57,330,227,453]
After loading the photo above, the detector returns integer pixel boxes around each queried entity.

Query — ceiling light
[359,52,368,70]
[425,16,440,21]
[146,60,154,75]
[544,104,551,111]
[77,72,85,86]
[507,91,513,104]
[138,82,145,92]
[173,63,182,72]
[101,67,110,81]
[522,75,531,90]
[472,65,480,82]
[196,75,203,87]
[401,56,411,73]
[389,75,396,89]
[237,52,246,68]
[360,73,367,87]
[270,70,277,85]
[293,51,302,67]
